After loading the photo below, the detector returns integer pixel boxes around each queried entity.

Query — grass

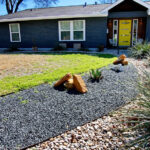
[129,43,150,59]
[126,72,150,149]
[20,100,29,104]
[0,53,116,96]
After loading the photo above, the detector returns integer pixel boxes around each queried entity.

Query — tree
[0,0,57,14]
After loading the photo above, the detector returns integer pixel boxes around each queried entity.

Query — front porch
[106,0,148,48]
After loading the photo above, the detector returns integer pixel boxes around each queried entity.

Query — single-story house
[0,0,150,51]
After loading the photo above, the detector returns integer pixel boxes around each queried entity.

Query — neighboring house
[0,0,150,51]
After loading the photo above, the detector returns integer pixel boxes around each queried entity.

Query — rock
[107,132,113,137]
[113,59,124,65]
[119,54,126,60]
[113,54,127,65]
[64,79,74,89]
[54,73,72,87]
[63,142,68,146]
[73,75,88,93]
[122,61,128,66]
[71,134,76,143]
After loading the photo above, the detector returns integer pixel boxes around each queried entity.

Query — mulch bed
[0,64,138,150]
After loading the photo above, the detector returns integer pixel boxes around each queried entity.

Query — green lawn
[0,53,116,96]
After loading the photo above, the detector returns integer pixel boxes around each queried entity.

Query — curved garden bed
[0,64,138,149]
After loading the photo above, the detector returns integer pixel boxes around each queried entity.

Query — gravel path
[0,64,138,150]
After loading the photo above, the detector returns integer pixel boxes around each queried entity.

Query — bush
[129,43,150,59]
[78,48,90,52]
[5,45,20,52]
[127,72,150,149]
[53,45,66,51]
[97,45,104,52]
[146,54,150,67]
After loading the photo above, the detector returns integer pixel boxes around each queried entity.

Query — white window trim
[58,20,86,41]
[132,19,138,46]
[113,20,118,46]
[9,23,21,42]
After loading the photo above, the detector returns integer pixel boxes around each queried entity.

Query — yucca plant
[129,43,150,59]
[126,72,150,149]
[89,69,103,82]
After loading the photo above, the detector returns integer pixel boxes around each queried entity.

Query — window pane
[74,31,83,40]
[60,21,70,30]
[10,24,19,32]
[12,33,20,41]
[113,20,118,46]
[132,20,138,45]
[73,20,83,30]
[61,31,70,40]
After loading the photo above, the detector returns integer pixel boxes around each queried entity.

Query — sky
[0,0,100,15]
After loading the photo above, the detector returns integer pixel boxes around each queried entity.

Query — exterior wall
[146,16,150,42]
[108,11,147,18]
[0,17,108,50]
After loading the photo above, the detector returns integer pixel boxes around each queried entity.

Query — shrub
[78,48,90,52]
[5,45,20,52]
[53,45,66,51]
[97,45,104,52]
[89,69,103,82]
[129,43,150,59]
[146,54,150,67]
[127,72,150,149]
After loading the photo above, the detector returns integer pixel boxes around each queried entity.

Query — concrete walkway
[0,48,129,56]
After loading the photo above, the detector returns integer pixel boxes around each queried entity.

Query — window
[9,23,21,42]
[113,20,118,46]
[132,19,138,46]
[59,20,85,41]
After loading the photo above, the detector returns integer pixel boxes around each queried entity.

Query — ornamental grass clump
[89,69,103,82]
[129,43,150,59]
[127,72,150,149]
[146,54,150,67]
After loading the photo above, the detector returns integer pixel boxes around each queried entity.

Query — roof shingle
[0,4,111,21]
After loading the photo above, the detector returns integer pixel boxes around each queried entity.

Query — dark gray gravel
[0,64,138,150]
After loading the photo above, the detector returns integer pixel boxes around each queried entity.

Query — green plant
[5,45,20,52]
[126,72,150,149]
[89,69,103,82]
[0,54,116,96]
[78,48,90,52]
[129,43,150,59]
[20,100,29,104]
[146,54,150,67]
[53,45,66,51]
[97,45,104,52]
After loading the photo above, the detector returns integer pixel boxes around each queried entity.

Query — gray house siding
[0,17,107,49]
[146,16,150,42]
[108,11,147,18]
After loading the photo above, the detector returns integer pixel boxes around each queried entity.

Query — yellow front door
[119,20,132,46]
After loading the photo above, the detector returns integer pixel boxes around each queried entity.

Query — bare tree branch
[0,0,58,14]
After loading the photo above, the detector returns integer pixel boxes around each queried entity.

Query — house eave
[0,14,108,23]
[101,0,150,15]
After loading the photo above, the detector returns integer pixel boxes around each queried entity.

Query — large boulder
[54,73,72,88]
[113,59,124,65]
[113,54,127,65]
[122,60,128,66]
[64,79,74,89]
[119,54,126,60]
[73,75,88,94]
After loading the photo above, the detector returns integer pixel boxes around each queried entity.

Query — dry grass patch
[0,53,116,96]
[0,54,69,79]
